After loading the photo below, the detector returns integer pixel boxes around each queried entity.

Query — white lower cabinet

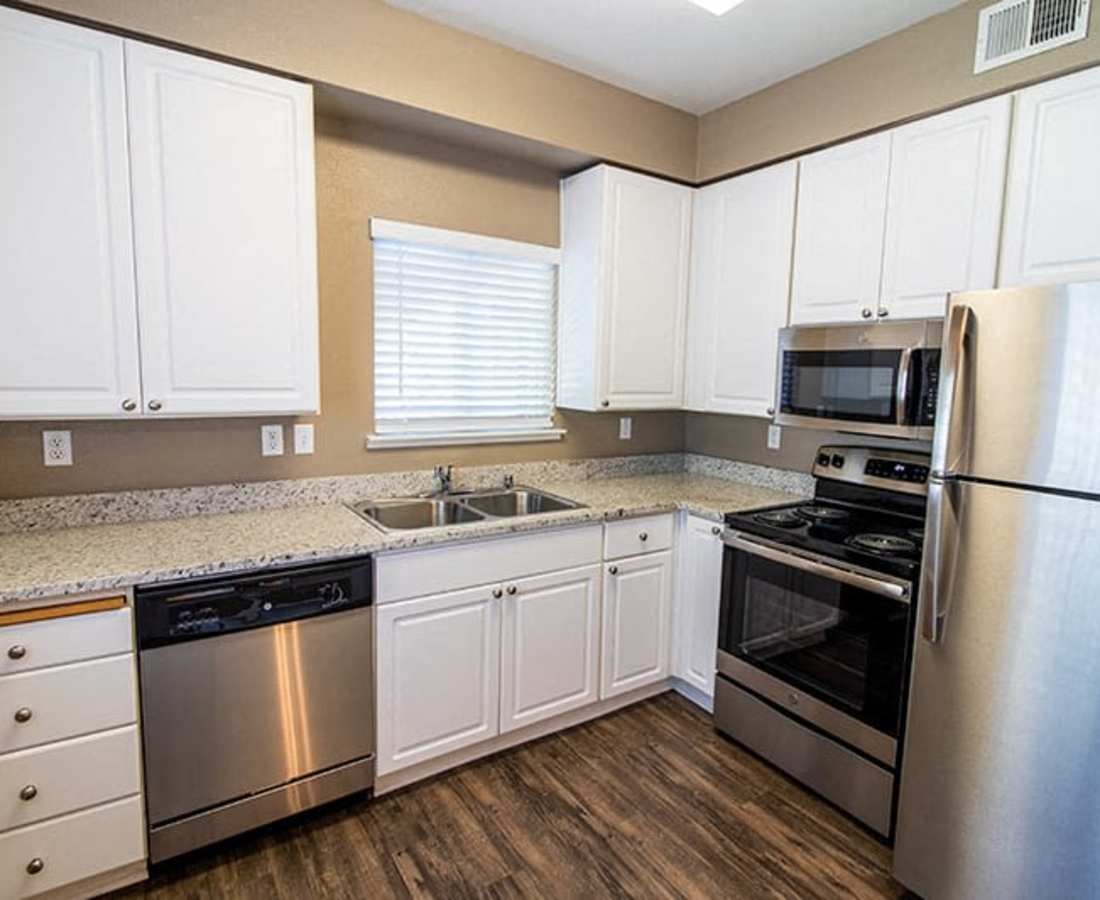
[673,516,725,703]
[601,550,673,699]
[500,565,601,734]
[375,585,501,776]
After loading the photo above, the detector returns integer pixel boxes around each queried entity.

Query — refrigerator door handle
[931,303,975,479]
[920,478,960,643]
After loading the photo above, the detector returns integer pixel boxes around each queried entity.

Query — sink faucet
[433,464,454,495]
[503,473,515,490]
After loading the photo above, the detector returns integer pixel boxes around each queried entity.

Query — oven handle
[723,532,911,602]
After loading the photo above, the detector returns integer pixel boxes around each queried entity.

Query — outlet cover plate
[43,430,73,466]
[261,425,285,457]
[618,416,632,440]
[767,424,782,450]
[293,424,315,455]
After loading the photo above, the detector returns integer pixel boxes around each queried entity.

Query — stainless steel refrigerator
[893,282,1100,899]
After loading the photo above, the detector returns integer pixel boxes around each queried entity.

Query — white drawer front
[604,514,674,560]
[0,608,132,677]
[0,656,136,753]
[376,524,602,604]
[0,795,144,899]
[0,726,140,832]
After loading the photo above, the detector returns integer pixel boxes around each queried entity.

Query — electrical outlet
[42,430,73,467]
[261,424,284,457]
[618,416,632,440]
[767,424,782,450]
[293,423,314,455]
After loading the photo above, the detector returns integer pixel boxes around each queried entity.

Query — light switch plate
[293,423,315,455]
[42,430,72,466]
[619,416,632,440]
[261,425,284,457]
[767,424,782,450]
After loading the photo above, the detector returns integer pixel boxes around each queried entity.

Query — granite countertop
[0,472,804,603]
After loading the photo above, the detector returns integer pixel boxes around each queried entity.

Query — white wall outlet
[767,424,782,450]
[293,423,315,455]
[618,416,633,440]
[261,424,285,457]
[42,430,73,467]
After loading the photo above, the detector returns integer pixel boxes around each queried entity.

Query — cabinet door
[600,168,692,409]
[499,564,600,733]
[376,586,500,775]
[790,133,891,325]
[601,550,672,699]
[1000,67,1100,287]
[686,162,795,416]
[881,96,1011,320]
[125,41,319,416]
[0,8,141,419]
[673,517,724,701]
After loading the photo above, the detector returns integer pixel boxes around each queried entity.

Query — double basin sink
[348,487,583,532]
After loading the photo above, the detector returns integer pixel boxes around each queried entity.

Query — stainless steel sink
[463,489,579,518]
[348,486,582,531]
[348,498,486,531]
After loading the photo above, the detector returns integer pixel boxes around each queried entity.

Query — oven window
[781,349,900,423]
[719,547,910,736]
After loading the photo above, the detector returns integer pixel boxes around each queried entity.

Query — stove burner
[848,533,918,555]
[795,505,849,523]
[754,510,806,529]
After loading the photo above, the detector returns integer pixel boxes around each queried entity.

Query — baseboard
[671,677,714,714]
[35,859,147,900]
[376,680,673,795]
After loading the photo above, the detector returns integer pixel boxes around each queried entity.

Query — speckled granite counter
[0,472,805,603]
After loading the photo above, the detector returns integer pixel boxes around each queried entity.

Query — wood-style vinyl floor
[115,692,907,899]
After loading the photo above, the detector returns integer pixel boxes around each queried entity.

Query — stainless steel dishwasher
[135,557,374,863]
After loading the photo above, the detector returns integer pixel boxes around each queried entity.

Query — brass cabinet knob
[711,526,721,536]
[26,858,44,875]
[878,307,889,317]
[148,399,163,411]
[13,707,32,724]
[492,588,503,599]
[506,585,517,596]
[600,400,610,408]
[861,307,873,319]
[19,784,37,802]
[121,398,137,412]
[609,565,619,575]
[766,406,775,416]
[7,644,26,661]
[639,532,648,542]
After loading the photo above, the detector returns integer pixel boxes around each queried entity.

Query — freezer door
[933,281,1100,494]
[894,479,1100,900]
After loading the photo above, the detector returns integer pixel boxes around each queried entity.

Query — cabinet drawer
[0,726,140,832]
[0,795,144,899]
[604,514,674,560]
[376,524,602,604]
[0,607,132,677]
[0,656,136,753]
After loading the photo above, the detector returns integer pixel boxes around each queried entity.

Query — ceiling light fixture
[687,0,748,15]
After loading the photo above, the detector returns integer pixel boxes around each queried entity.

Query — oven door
[774,321,941,439]
[718,531,914,766]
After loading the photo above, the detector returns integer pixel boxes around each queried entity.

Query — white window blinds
[370,219,561,446]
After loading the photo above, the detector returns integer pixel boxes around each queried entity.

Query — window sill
[366,428,567,450]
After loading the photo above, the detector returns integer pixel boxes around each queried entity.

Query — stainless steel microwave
[773,319,943,440]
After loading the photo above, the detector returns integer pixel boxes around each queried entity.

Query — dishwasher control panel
[135,557,372,648]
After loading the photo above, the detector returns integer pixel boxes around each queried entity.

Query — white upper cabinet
[559,165,692,411]
[126,42,319,416]
[0,8,142,419]
[1000,66,1100,287]
[790,133,891,325]
[881,96,1011,320]
[686,161,796,417]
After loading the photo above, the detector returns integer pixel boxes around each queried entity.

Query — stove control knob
[831,454,845,468]
[816,453,831,467]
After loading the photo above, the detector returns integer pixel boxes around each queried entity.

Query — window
[367,219,563,448]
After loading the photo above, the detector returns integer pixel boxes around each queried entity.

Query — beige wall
[698,0,1100,179]
[22,0,697,181]
[0,117,684,500]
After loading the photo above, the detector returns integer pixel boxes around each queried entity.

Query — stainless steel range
[715,445,930,838]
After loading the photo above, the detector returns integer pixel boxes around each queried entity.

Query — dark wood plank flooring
[115,692,907,899]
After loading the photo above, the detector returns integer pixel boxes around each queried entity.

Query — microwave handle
[931,303,975,478]
[895,347,913,427]
[723,532,911,602]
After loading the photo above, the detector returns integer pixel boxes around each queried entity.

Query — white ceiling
[386,0,970,114]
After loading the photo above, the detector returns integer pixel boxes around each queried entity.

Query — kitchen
[1,0,1098,897]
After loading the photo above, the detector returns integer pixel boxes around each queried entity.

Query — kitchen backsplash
[0,452,813,534]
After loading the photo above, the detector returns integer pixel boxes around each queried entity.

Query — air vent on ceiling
[974,0,1090,73]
